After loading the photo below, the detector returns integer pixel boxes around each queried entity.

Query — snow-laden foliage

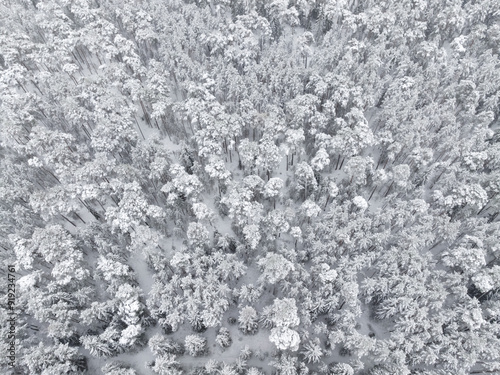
[1,0,500,374]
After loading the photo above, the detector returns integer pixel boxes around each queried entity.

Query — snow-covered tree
[269,326,301,351]
[239,306,259,335]
[184,334,208,357]
[216,327,232,349]
[257,253,295,285]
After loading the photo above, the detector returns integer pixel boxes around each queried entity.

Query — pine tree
[238,306,259,335]
[184,334,208,357]
[215,327,232,349]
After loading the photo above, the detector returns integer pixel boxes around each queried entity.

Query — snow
[4,1,500,374]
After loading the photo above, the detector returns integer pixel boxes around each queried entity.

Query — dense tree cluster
[1,0,500,374]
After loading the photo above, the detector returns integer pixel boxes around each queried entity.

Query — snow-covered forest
[1,0,500,374]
